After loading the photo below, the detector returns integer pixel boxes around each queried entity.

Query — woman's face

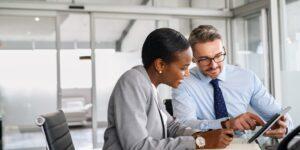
[161,48,193,88]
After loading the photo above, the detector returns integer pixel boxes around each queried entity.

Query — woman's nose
[184,69,190,77]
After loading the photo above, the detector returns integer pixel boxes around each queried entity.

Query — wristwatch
[195,136,205,149]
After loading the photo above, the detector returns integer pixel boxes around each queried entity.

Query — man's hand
[264,116,287,139]
[200,129,234,149]
[221,112,265,131]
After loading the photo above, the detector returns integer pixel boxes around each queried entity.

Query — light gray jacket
[103,65,197,150]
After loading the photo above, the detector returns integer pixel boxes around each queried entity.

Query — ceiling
[0,0,156,50]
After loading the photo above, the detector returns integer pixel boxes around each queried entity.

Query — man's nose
[210,60,218,68]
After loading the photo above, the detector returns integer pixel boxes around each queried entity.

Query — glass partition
[58,13,93,149]
[280,0,300,127]
[0,15,57,150]
[232,13,269,87]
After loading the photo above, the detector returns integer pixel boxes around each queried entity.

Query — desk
[204,138,261,150]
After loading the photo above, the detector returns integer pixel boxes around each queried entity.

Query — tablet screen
[248,106,291,143]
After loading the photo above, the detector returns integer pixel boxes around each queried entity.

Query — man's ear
[154,58,166,74]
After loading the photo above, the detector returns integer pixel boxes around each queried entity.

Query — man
[172,25,293,139]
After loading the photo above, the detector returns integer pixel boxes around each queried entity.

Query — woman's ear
[154,58,166,74]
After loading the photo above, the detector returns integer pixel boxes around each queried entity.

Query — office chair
[36,110,75,150]
[276,125,300,150]
[164,99,173,116]
[0,116,2,150]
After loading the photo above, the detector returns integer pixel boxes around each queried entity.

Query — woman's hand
[200,129,234,149]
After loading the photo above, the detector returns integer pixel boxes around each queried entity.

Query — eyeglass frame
[193,48,227,66]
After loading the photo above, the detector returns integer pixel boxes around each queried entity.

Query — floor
[3,126,105,150]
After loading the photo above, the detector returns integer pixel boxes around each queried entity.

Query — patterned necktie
[210,79,229,119]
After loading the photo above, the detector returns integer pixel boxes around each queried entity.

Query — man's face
[192,39,225,79]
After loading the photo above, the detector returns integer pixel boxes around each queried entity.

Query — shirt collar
[195,65,227,84]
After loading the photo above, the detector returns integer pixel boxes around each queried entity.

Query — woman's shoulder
[117,65,151,88]
[121,66,147,80]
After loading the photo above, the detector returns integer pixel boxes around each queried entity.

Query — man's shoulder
[175,67,202,91]
[226,64,255,76]
[188,66,201,79]
[181,66,201,84]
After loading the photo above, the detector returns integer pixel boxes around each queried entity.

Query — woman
[103,28,233,150]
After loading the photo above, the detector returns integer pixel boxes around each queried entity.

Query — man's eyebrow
[199,52,224,58]
[198,56,210,59]
[215,52,224,55]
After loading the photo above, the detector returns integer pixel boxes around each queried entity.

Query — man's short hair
[188,25,222,49]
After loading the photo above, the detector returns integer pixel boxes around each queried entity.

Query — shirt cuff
[205,117,230,130]
[180,136,196,149]
[182,127,201,136]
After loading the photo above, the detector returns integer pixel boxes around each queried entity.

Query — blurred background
[0,0,300,149]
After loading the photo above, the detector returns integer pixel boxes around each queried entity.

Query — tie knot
[210,79,219,87]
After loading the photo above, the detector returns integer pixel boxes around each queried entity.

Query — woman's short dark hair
[142,28,190,69]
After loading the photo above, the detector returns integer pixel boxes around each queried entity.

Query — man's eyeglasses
[193,52,226,66]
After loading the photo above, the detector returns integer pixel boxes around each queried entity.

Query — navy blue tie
[210,79,229,119]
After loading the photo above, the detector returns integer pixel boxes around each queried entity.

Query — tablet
[248,106,291,143]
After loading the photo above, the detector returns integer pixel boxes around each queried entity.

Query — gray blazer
[103,65,196,150]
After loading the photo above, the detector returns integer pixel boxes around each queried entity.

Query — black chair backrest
[36,110,75,150]
[277,125,300,150]
[164,99,173,116]
[0,117,2,150]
